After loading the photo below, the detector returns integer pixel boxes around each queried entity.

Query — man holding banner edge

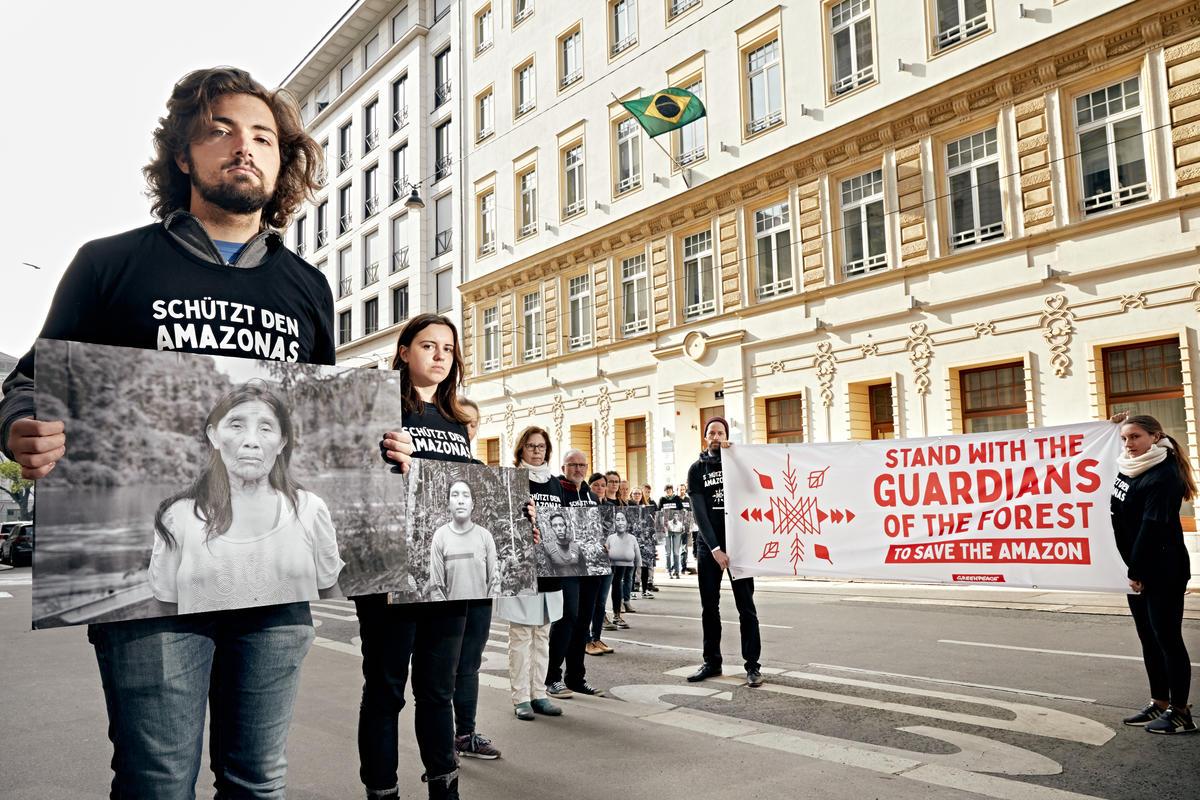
[686,416,763,687]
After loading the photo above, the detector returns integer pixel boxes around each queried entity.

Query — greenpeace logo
[951,574,1005,583]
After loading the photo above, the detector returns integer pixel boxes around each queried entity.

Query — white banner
[724,421,1129,593]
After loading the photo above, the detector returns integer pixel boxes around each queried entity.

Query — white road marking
[662,665,787,677]
[0,592,11,598]
[312,636,360,657]
[310,609,357,621]
[0,576,31,585]
[808,662,1096,703]
[310,602,355,612]
[939,639,1200,668]
[631,611,792,629]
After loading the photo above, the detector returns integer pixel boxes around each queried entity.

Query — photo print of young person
[393,459,537,604]
[656,508,694,537]
[30,340,409,628]
[626,505,660,567]
[534,505,609,578]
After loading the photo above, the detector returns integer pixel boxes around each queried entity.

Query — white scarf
[520,459,553,483]
[1117,440,1171,478]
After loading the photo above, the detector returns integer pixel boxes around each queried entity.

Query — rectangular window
[560,28,582,88]
[670,0,700,18]
[746,39,783,135]
[961,363,1028,433]
[620,254,649,335]
[1104,339,1185,418]
[436,268,453,312]
[676,78,706,165]
[514,0,533,24]
[316,201,328,247]
[391,144,407,202]
[830,0,874,96]
[766,395,804,443]
[754,201,793,297]
[339,58,358,93]
[434,48,452,107]
[1075,76,1148,216]
[483,307,501,371]
[516,61,535,117]
[435,193,453,255]
[435,120,452,181]
[363,230,379,286]
[364,34,381,67]
[624,417,647,487]
[363,297,379,336]
[316,258,327,274]
[434,0,451,21]
[338,182,353,235]
[522,291,543,361]
[478,191,496,255]
[391,283,409,325]
[840,169,887,277]
[391,215,409,272]
[391,5,408,42]
[315,84,330,114]
[869,383,894,439]
[338,122,353,172]
[318,139,329,185]
[563,143,585,218]
[301,101,311,125]
[568,274,592,349]
[477,89,494,140]
[518,168,537,237]
[338,309,352,345]
[364,165,379,218]
[935,0,989,51]
[476,5,493,52]
[294,215,306,258]
[337,246,353,298]
[364,100,379,152]
[682,230,716,318]
[611,0,637,55]
[615,117,641,194]
[485,438,500,466]
[946,128,1003,248]
[391,75,408,132]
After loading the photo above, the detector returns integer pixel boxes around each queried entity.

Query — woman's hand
[381,430,415,472]
[1128,579,1143,593]
[7,417,66,479]
[1110,412,1129,425]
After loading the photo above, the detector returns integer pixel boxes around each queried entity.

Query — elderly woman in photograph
[149,381,344,614]
[429,479,500,601]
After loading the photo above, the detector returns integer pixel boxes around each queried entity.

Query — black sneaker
[567,681,607,697]
[1122,702,1165,727]
[745,669,763,688]
[1146,706,1197,734]
[546,680,574,699]
[455,732,501,759]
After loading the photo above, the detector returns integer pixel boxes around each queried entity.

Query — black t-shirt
[529,475,564,507]
[687,449,725,549]
[403,402,474,462]
[659,494,684,510]
[1110,459,1189,584]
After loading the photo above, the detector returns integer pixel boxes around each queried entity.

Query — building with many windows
[456,0,1200,556]
[283,0,464,368]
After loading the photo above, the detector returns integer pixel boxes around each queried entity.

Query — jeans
[666,533,682,575]
[590,573,614,640]
[697,543,761,672]
[546,577,579,685]
[611,566,633,614]
[1128,578,1191,707]
[355,595,466,792]
[621,565,634,602]
[455,599,492,736]
[88,604,314,800]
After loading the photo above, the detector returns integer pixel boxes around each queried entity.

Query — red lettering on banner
[952,574,1006,583]
[884,538,1091,564]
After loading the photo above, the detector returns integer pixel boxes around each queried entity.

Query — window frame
[476,86,495,142]
[1071,74,1151,218]
[435,120,453,182]
[752,199,794,299]
[743,36,784,138]
[673,75,707,169]
[567,272,593,350]
[838,167,888,279]
[363,295,379,336]
[619,252,650,336]
[475,4,493,54]
[338,308,353,345]
[561,139,586,220]
[516,166,538,239]
[482,306,501,371]
[959,362,1029,433]
[434,47,452,108]
[609,0,638,58]
[930,0,992,54]
[522,290,544,362]
[390,213,409,273]
[434,192,453,256]
[364,99,379,153]
[391,283,410,325]
[338,181,354,236]
[477,189,496,257]
[337,245,353,299]
[944,126,1005,250]
[391,74,408,132]
[559,25,583,90]
[613,115,642,197]
[766,394,804,443]
[362,229,380,287]
[681,228,717,319]
[827,0,876,99]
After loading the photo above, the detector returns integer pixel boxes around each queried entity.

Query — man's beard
[190,160,271,215]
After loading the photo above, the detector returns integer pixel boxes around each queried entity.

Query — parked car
[0,521,33,566]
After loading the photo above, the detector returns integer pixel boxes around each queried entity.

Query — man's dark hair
[144,66,322,229]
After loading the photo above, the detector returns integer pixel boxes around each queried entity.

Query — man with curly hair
[0,67,381,798]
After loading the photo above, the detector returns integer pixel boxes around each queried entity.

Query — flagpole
[612,91,693,190]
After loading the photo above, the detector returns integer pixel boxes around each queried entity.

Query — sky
[0,0,351,357]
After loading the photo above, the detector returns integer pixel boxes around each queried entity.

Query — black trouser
[545,576,600,687]
[1128,578,1191,708]
[611,566,633,614]
[697,542,761,672]
[354,595,466,791]
[454,599,491,737]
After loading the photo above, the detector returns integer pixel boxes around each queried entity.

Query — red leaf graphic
[754,470,774,490]
[759,541,780,562]
[814,544,833,564]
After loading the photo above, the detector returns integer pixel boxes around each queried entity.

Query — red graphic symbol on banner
[742,458,834,575]
[808,467,830,489]
[759,541,780,561]
[754,470,775,490]
[783,454,799,496]
[814,543,833,564]
[815,508,856,524]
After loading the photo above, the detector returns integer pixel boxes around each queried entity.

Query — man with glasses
[544,449,606,697]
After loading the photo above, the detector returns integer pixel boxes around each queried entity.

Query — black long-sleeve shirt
[1110,459,1190,585]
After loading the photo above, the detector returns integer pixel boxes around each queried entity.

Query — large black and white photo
[534,504,609,578]
[31,340,409,627]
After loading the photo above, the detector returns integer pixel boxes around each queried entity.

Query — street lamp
[403,183,424,210]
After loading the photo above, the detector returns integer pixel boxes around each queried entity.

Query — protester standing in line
[679,482,697,575]
[585,472,616,654]
[365,314,476,800]
[686,417,763,688]
[597,471,625,631]
[1110,412,1196,734]
[0,67,359,798]
[659,485,685,579]
[498,426,565,717]
[606,509,640,628]
[545,450,609,688]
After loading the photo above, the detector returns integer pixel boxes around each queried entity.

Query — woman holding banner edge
[1110,412,1196,735]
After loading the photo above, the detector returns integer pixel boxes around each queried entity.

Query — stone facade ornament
[552,394,565,445]
[1120,292,1147,310]
[504,401,515,449]
[974,321,996,336]
[905,322,934,396]
[683,331,708,362]
[814,341,836,408]
[1040,294,1076,378]
[598,386,611,438]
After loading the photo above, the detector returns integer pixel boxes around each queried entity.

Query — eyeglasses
[565,462,587,468]
[523,443,547,452]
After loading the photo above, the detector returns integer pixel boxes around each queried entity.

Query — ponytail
[1163,434,1197,501]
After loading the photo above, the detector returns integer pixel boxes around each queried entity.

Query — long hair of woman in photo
[429,478,498,601]
[148,379,344,614]
[1111,413,1197,735]
[354,313,494,798]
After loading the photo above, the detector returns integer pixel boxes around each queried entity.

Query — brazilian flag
[620,88,705,138]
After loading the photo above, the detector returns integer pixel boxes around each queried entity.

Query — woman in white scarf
[1109,412,1197,735]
